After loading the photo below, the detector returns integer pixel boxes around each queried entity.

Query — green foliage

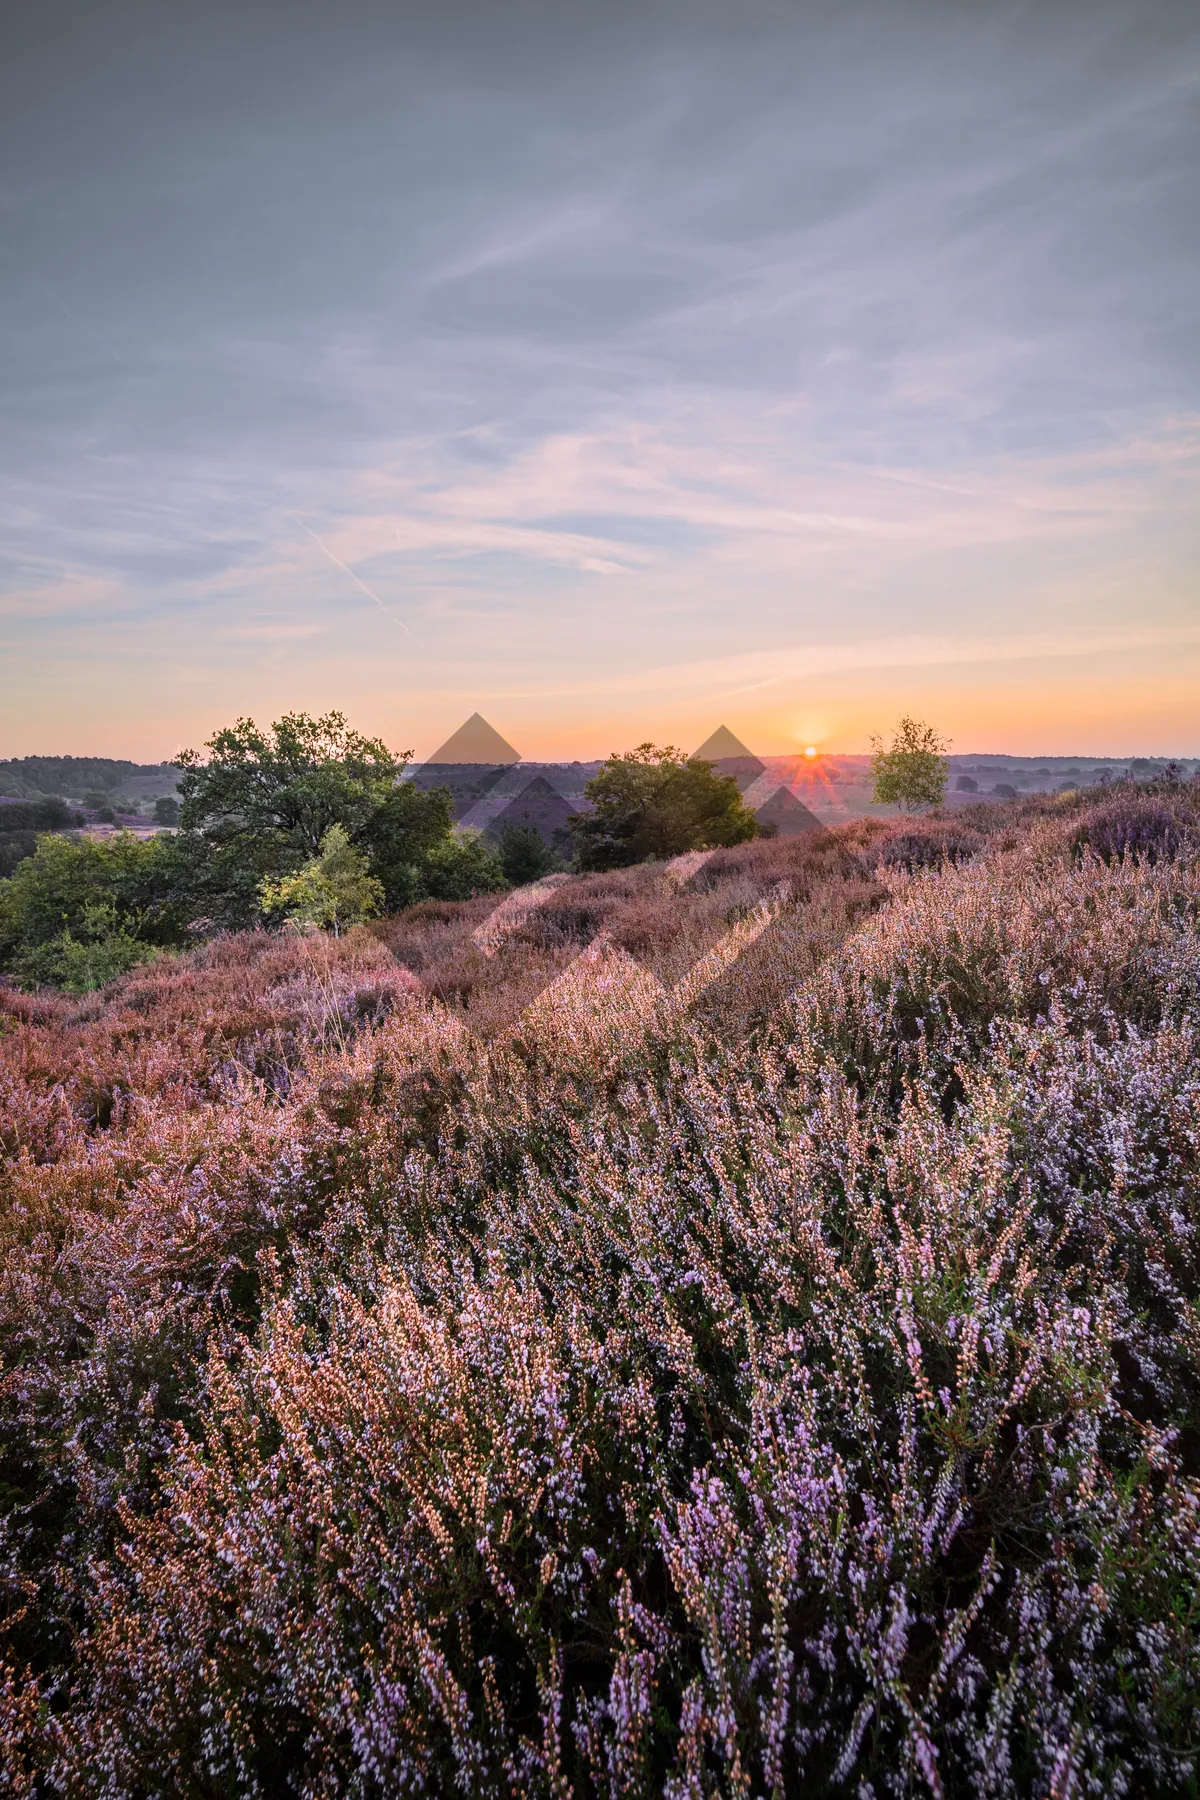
[0,832,38,881]
[0,799,83,881]
[0,831,186,989]
[870,715,950,812]
[0,798,77,833]
[177,711,401,858]
[173,713,496,926]
[573,742,760,871]
[11,899,163,993]
[497,821,564,884]
[259,825,384,936]
[419,826,507,901]
[172,712,403,930]
[1,717,506,959]
[364,780,459,911]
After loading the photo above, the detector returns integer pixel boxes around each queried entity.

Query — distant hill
[0,757,181,803]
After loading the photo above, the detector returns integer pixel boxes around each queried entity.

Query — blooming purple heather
[3,782,1200,1795]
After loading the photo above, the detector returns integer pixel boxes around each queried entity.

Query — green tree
[259,825,384,936]
[177,712,401,856]
[364,780,462,912]
[0,798,75,832]
[0,833,38,881]
[0,799,82,880]
[870,717,950,813]
[153,796,180,826]
[573,744,760,872]
[0,831,185,989]
[497,823,563,885]
[12,899,163,993]
[419,827,506,901]
[173,713,405,929]
[172,713,492,927]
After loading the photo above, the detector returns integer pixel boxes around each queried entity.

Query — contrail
[290,513,412,635]
[1,251,125,366]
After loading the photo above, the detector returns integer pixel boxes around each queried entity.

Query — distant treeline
[0,756,180,800]
[0,798,82,831]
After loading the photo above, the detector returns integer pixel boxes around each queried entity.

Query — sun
[804,745,818,759]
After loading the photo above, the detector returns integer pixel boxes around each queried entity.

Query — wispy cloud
[424,621,1200,703]
[223,621,328,640]
[313,411,1200,587]
[1,0,1197,751]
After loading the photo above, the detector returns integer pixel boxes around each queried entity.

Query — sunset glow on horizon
[2,2,1197,763]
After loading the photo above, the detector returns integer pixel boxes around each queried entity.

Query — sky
[1,0,1198,763]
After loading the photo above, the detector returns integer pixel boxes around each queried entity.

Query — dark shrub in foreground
[876,822,983,872]
[1077,796,1186,865]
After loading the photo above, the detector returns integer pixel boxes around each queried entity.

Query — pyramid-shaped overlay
[691,724,765,793]
[426,713,520,765]
[755,785,823,835]
[487,776,577,849]
[692,724,757,764]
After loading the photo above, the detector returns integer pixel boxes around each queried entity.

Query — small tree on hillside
[870,717,950,813]
[259,825,383,936]
[573,744,760,871]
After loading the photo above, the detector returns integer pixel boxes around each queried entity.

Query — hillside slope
[2,785,1199,1795]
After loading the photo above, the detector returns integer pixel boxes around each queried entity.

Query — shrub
[1078,796,1186,865]
[869,715,950,811]
[498,822,564,884]
[10,899,164,992]
[876,822,983,871]
[259,823,384,935]
[420,825,507,900]
[0,831,38,881]
[0,829,187,985]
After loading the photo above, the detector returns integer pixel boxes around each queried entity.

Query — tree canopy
[870,717,950,813]
[170,712,504,929]
[176,713,401,856]
[573,744,760,871]
[497,822,563,885]
[365,781,460,912]
[0,713,511,987]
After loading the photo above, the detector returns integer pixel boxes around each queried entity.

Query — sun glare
[804,745,818,758]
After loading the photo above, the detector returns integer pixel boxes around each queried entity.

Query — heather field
[3,785,1200,1797]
